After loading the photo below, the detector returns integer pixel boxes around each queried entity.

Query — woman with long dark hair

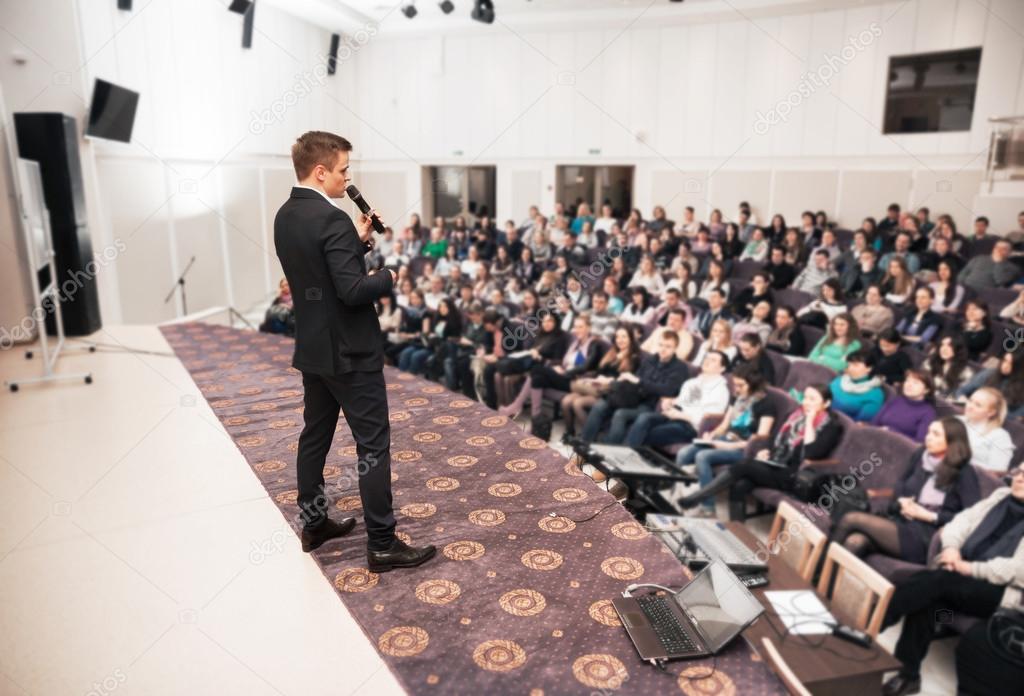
[677,383,844,521]
[927,334,975,400]
[870,369,938,443]
[928,259,965,313]
[958,299,993,361]
[808,313,863,372]
[831,416,979,564]
[960,350,1024,419]
[560,325,641,436]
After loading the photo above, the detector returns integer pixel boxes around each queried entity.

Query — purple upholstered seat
[781,359,837,392]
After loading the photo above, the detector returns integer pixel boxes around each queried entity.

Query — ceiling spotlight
[402,2,417,18]
[471,0,494,23]
[439,0,454,13]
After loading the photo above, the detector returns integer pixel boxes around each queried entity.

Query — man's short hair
[660,330,680,346]
[706,349,729,370]
[482,309,503,325]
[665,287,681,297]
[291,130,351,180]
[739,334,762,348]
[847,349,873,366]
[708,287,726,299]
[814,248,830,258]
[752,271,770,282]
[976,216,989,225]
[667,308,687,320]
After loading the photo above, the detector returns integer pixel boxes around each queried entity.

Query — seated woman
[674,365,777,518]
[695,259,730,306]
[738,226,769,262]
[766,305,806,356]
[397,298,462,376]
[677,383,844,521]
[808,313,863,372]
[870,328,912,386]
[829,349,885,422]
[693,318,738,365]
[999,288,1024,326]
[731,300,773,345]
[851,284,895,339]
[561,326,640,437]
[958,299,994,362]
[879,470,1024,696]
[628,254,667,299]
[870,369,938,443]
[928,259,965,314]
[960,387,1015,473]
[959,350,1024,418]
[500,314,600,420]
[620,286,657,327]
[832,416,979,563]
[895,286,943,351]
[490,311,567,388]
[927,333,975,401]
[259,278,294,336]
[880,256,914,306]
[796,278,847,329]
[385,289,428,364]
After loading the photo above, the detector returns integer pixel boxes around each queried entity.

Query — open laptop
[612,560,764,661]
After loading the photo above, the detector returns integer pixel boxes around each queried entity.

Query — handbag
[988,608,1024,668]
[606,380,643,409]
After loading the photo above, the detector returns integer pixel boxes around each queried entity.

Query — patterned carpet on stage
[161,322,782,696]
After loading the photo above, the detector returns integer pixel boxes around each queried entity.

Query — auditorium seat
[775,288,815,312]
[768,501,827,582]
[731,259,764,282]
[816,542,894,638]
[781,359,836,392]
[798,325,825,356]
[765,350,791,387]
[967,236,997,258]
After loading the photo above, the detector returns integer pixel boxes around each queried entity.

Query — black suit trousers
[297,369,396,550]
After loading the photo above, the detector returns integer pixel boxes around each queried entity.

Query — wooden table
[728,522,902,696]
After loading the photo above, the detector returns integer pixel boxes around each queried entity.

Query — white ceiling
[264,0,889,36]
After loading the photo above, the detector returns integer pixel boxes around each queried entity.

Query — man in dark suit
[274,131,435,572]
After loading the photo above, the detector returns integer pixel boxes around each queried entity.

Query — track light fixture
[439,0,454,13]
[471,0,494,24]
[402,2,417,19]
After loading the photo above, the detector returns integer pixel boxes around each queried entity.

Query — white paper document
[764,590,836,635]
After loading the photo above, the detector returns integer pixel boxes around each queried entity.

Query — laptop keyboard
[637,595,699,655]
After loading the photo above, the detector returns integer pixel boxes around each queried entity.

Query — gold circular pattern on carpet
[415,579,461,605]
[389,411,412,422]
[520,549,563,571]
[378,626,429,657]
[399,503,437,518]
[588,599,622,627]
[447,455,479,468]
[488,482,523,498]
[610,521,648,540]
[393,450,423,462]
[210,399,235,408]
[404,397,429,407]
[553,487,588,502]
[472,639,527,672]
[322,465,341,479]
[518,436,546,450]
[443,540,485,561]
[468,509,506,526]
[426,476,460,492]
[433,415,459,425]
[449,399,474,408]
[254,459,287,473]
[334,567,379,593]
[677,667,736,695]
[499,589,546,617]
[413,431,442,443]
[251,402,277,412]
[277,389,302,398]
[224,415,250,426]
[274,490,298,505]
[238,386,263,396]
[505,458,537,472]
[421,385,445,394]
[600,557,645,580]
[269,419,297,430]
[336,495,362,511]
[538,516,576,534]
[338,445,358,457]
[480,415,508,427]
[564,461,585,477]
[572,654,628,689]
[467,435,496,447]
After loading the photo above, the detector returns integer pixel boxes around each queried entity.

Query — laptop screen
[674,560,764,652]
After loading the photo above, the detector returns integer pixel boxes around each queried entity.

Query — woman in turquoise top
[570,202,595,235]
[808,312,863,373]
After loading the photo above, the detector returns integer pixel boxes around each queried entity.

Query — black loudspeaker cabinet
[14,112,102,336]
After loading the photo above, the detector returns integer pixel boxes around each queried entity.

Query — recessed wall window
[555,165,634,218]
[883,48,982,134]
[425,166,496,222]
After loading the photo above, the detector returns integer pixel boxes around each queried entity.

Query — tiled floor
[0,324,956,695]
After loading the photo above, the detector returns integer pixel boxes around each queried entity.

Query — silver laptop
[612,560,764,661]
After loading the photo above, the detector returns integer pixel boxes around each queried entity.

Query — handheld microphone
[345,184,386,235]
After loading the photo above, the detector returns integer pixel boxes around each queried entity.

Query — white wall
[346,0,1024,230]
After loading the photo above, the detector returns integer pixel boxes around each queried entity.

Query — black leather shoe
[882,674,921,696]
[301,517,356,552]
[367,539,437,572]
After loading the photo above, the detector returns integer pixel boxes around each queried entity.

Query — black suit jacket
[274,187,392,375]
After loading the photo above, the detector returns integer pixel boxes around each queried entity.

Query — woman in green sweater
[808,312,862,373]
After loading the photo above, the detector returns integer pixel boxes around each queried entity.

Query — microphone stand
[165,255,196,316]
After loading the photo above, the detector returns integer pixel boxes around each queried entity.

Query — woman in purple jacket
[871,369,937,443]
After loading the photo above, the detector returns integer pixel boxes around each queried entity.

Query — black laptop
[612,560,764,661]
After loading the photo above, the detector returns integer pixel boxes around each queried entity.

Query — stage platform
[160,322,783,695]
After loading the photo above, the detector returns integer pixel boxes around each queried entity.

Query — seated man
[880,471,1024,696]
[579,331,688,444]
[792,249,837,295]
[642,308,693,361]
[869,328,912,386]
[691,288,734,339]
[623,350,730,448]
[730,272,774,319]
[829,349,884,421]
[588,291,618,342]
[960,238,1018,290]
